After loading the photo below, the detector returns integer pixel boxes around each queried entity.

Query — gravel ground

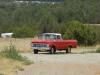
[17,52,100,75]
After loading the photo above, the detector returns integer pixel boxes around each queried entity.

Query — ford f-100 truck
[31,33,77,54]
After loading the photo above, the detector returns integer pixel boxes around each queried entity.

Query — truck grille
[32,43,48,47]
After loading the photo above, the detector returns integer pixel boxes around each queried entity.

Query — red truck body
[31,33,77,54]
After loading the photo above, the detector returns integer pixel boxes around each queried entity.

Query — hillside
[16,0,64,2]
[0,0,64,2]
[0,0,100,45]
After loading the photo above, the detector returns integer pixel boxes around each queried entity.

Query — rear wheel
[33,49,38,54]
[49,47,56,54]
[66,46,71,53]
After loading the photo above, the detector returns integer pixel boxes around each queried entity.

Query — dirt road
[17,52,100,75]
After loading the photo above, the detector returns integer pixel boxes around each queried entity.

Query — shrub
[0,73,4,75]
[63,21,98,45]
[0,44,32,64]
[96,48,100,53]
[12,26,39,38]
[1,45,26,61]
[0,44,33,65]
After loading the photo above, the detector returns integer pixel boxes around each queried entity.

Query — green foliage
[63,21,98,45]
[96,48,100,53]
[0,44,33,65]
[93,25,100,44]
[1,45,26,61]
[0,1,100,45]
[12,26,39,37]
[0,73,4,75]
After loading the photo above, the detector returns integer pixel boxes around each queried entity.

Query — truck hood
[32,39,51,44]
[32,39,77,43]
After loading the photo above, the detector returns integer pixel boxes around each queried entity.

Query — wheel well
[68,45,72,48]
[51,45,56,49]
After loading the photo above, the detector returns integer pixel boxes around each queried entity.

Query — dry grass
[0,56,24,75]
[0,38,34,75]
[0,38,33,53]
[72,46,97,53]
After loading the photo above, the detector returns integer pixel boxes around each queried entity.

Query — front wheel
[49,47,56,54]
[33,49,38,54]
[66,47,71,53]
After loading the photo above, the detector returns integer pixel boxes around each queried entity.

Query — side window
[57,35,61,39]
[53,35,57,39]
[45,34,51,39]
[53,35,61,39]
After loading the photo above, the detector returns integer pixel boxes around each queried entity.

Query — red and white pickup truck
[31,33,77,54]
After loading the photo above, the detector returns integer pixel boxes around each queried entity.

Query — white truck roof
[43,33,61,36]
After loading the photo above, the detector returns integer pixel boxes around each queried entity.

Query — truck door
[54,35,66,50]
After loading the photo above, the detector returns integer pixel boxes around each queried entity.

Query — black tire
[33,49,38,54]
[49,47,56,54]
[66,49,69,53]
[66,46,71,53]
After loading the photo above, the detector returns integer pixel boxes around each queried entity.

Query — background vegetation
[0,0,100,45]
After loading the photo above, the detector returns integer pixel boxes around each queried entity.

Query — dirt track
[17,52,100,75]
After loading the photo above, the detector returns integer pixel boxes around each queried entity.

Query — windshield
[38,34,61,40]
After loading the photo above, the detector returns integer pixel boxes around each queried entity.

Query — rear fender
[66,45,72,48]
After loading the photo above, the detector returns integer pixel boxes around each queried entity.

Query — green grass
[0,73,4,75]
[96,48,100,53]
[0,45,25,61]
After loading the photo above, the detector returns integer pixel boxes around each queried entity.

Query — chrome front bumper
[31,43,50,51]
[32,47,50,51]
